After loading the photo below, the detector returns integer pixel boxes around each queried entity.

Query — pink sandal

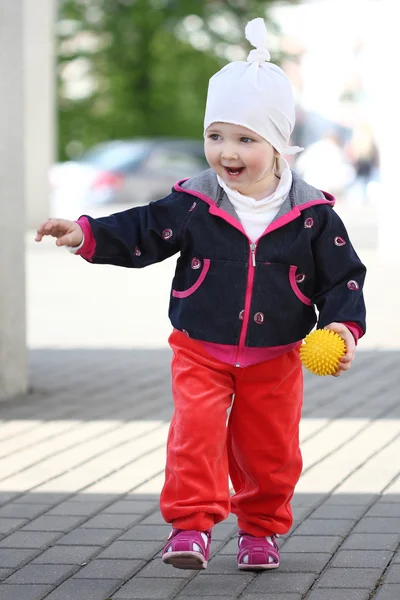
[237,530,280,570]
[162,528,212,570]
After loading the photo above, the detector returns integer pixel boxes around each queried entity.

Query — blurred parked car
[50,138,208,216]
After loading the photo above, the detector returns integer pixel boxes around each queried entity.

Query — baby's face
[204,122,277,198]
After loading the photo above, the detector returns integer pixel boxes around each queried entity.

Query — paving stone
[67,493,119,504]
[22,515,86,532]
[46,502,108,517]
[241,595,302,600]
[0,584,54,600]
[175,573,253,596]
[0,569,13,580]
[292,506,310,521]
[33,545,101,565]
[177,597,241,600]
[118,524,171,541]
[211,523,237,541]
[0,531,61,548]
[291,494,328,507]
[0,548,41,568]
[137,558,195,579]
[57,527,121,546]
[293,519,355,536]
[4,563,78,584]
[353,517,400,533]
[374,585,400,600]
[74,558,144,579]
[0,518,29,535]
[194,553,241,574]
[330,550,393,569]
[340,533,400,551]
[366,503,400,517]
[323,494,378,506]
[218,538,238,555]
[16,494,67,505]
[316,567,382,588]
[307,590,371,600]
[98,540,162,560]
[384,564,400,584]
[244,572,316,595]
[0,493,19,506]
[104,500,157,514]
[379,494,400,503]
[112,576,186,598]
[81,513,142,530]
[0,504,49,519]
[139,511,166,525]
[279,552,331,572]
[281,535,342,554]
[310,505,367,520]
[43,577,120,599]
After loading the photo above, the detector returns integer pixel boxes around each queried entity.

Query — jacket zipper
[235,242,257,367]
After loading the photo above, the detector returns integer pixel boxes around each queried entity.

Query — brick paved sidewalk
[0,347,399,600]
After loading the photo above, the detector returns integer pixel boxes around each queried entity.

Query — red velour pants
[160,330,303,537]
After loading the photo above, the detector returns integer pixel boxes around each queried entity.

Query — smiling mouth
[223,166,244,176]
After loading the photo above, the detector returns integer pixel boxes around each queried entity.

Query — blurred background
[2,0,398,399]
[50,0,381,217]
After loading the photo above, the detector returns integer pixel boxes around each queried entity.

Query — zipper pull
[250,243,256,267]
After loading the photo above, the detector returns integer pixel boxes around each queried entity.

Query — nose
[221,142,239,161]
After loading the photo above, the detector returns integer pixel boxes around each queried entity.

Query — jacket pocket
[172,258,210,298]
[289,265,312,306]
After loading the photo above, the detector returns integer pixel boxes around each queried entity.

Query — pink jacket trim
[289,266,313,306]
[75,216,96,261]
[172,259,210,298]
[174,181,247,236]
[342,321,364,344]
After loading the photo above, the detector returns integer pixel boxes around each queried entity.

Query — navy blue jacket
[79,169,366,350]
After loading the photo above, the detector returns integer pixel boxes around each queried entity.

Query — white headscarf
[203,18,303,156]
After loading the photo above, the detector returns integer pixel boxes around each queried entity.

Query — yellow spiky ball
[300,329,346,376]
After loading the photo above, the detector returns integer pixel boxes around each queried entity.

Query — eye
[208,133,220,141]
[241,137,253,143]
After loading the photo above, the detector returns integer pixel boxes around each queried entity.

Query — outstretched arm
[35,191,193,269]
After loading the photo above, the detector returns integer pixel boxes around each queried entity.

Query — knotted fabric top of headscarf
[203,17,303,155]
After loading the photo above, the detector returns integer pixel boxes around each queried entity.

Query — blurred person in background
[294,130,356,200]
[35,18,366,573]
[346,121,380,204]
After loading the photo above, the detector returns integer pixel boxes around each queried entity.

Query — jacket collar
[174,168,335,226]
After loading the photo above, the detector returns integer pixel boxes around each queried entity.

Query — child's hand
[35,218,83,248]
[324,322,356,377]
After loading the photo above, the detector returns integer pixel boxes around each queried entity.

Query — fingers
[35,220,52,242]
[35,219,61,241]
[324,322,356,377]
[55,233,79,247]
[35,219,73,242]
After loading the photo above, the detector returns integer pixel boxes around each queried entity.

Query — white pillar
[0,1,27,400]
[24,0,55,228]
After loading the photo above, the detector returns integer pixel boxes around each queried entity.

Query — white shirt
[217,156,292,243]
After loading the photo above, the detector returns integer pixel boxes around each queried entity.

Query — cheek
[204,146,218,166]
[248,156,268,172]
[253,153,275,172]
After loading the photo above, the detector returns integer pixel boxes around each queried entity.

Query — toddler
[36,18,366,571]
